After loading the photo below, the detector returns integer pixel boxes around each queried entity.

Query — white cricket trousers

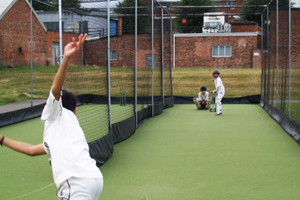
[57,177,103,200]
[216,90,225,114]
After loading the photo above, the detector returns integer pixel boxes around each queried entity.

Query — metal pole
[173,34,175,69]
[170,13,173,96]
[108,0,112,128]
[288,0,292,118]
[0,35,3,62]
[30,0,33,107]
[261,14,264,101]
[134,0,138,128]
[59,0,63,64]
[267,6,270,103]
[161,8,165,107]
[171,5,267,9]
[151,0,154,117]
[81,16,84,94]
[276,0,279,108]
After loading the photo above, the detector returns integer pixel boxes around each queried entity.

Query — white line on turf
[7,183,54,200]
[169,111,173,115]
[186,112,189,115]
[245,111,248,115]
[175,112,178,115]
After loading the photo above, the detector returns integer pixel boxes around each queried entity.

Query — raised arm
[0,135,45,156]
[52,34,88,100]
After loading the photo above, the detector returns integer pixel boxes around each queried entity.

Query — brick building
[213,0,246,13]
[85,34,171,68]
[174,33,260,68]
[84,32,261,69]
[0,0,81,67]
[269,8,300,68]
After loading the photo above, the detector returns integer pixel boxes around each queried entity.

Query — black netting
[261,0,300,143]
[136,1,152,122]
[0,0,174,164]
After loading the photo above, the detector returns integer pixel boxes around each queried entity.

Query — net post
[81,15,85,94]
[151,0,154,117]
[30,0,33,107]
[108,0,112,129]
[170,13,173,96]
[134,0,138,128]
[261,13,264,102]
[161,7,165,107]
[59,0,63,64]
[266,6,270,104]
[288,0,292,118]
[276,0,279,108]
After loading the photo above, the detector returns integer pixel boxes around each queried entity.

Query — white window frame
[212,45,232,58]
[105,50,118,60]
[226,1,235,10]
[214,2,221,10]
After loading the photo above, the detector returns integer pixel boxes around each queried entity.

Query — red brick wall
[0,0,47,66]
[269,9,300,68]
[46,31,82,66]
[217,0,243,14]
[84,34,171,69]
[175,35,259,68]
[84,34,259,69]
[231,24,260,32]
[0,0,81,67]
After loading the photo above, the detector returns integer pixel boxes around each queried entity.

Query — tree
[241,0,291,25]
[116,0,150,34]
[175,0,215,33]
[33,0,80,11]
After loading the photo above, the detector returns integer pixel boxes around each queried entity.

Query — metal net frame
[261,0,300,143]
[0,0,174,165]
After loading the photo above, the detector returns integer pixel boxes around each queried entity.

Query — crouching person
[193,86,210,109]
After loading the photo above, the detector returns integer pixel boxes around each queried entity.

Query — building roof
[81,0,123,9]
[80,0,180,8]
[0,0,47,31]
[0,0,15,20]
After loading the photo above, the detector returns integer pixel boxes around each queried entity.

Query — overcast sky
[292,0,300,7]
[82,0,300,9]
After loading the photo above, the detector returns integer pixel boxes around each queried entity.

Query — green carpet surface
[1,104,300,200]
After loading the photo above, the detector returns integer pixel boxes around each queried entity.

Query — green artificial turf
[1,105,300,200]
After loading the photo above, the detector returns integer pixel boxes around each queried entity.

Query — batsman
[211,69,225,115]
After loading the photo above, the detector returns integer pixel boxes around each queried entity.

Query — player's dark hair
[62,89,77,112]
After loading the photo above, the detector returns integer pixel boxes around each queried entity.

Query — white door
[52,43,60,66]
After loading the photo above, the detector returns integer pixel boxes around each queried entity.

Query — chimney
[117,17,122,36]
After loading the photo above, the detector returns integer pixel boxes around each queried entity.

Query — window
[214,2,221,10]
[226,1,235,10]
[212,45,232,57]
[146,54,156,68]
[105,51,118,60]
[44,22,63,31]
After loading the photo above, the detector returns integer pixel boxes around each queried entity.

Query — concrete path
[0,100,46,114]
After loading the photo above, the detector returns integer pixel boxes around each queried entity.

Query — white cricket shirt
[197,91,209,101]
[41,89,103,188]
[214,77,225,94]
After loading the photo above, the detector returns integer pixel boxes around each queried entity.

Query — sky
[81,0,300,9]
[292,0,300,7]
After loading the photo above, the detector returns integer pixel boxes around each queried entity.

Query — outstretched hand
[64,34,87,60]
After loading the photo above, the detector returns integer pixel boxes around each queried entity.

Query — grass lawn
[0,66,261,106]
[172,68,261,97]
